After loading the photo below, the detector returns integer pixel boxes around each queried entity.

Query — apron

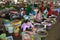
[21,26,32,36]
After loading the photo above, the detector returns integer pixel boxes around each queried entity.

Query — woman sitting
[21,20,34,40]
[35,10,43,23]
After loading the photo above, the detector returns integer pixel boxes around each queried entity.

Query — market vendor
[21,20,34,40]
[40,1,45,12]
[42,8,48,20]
[47,6,53,17]
[35,10,43,23]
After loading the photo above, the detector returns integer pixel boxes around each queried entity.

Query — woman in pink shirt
[21,20,34,40]
[35,10,42,23]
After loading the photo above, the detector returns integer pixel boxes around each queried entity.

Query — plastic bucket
[4,22,10,26]
[8,27,14,33]
[4,22,11,31]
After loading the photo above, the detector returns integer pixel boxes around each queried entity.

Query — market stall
[0,1,58,40]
